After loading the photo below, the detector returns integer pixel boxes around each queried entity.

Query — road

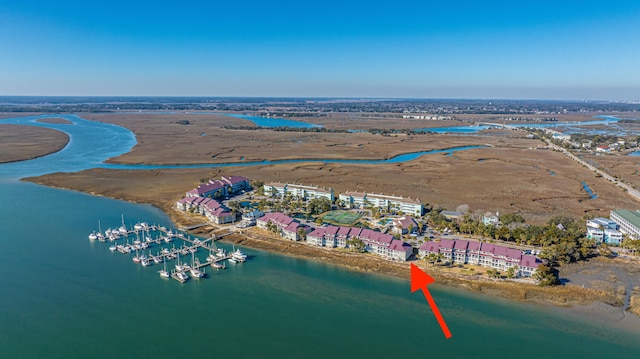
[543,138,640,202]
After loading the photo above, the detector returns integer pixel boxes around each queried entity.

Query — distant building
[338,191,423,216]
[610,210,640,240]
[482,212,500,226]
[263,182,334,201]
[586,217,621,244]
[392,216,419,234]
[418,239,540,278]
[186,175,250,198]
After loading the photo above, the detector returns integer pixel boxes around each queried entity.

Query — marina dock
[89,220,248,283]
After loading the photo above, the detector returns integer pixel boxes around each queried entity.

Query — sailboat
[132,249,141,263]
[158,260,170,278]
[189,252,205,278]
[118,214,127,235]
[175,253,183,271]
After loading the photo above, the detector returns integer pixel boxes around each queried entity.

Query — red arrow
[411,263,452,339]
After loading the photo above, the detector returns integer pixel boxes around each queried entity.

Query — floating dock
[89,220,247,283]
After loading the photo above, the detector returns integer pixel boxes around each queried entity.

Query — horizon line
[0,95,638,103]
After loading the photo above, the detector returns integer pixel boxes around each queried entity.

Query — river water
[0,114,638,358]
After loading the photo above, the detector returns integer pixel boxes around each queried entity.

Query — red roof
[325,226,340,236]
[467,241,480,251]
[388,239,412,253]
[308,228,325,238]
[337,227,351,236]
[419,241,440,253]
[519,255,540,268]
[453,240,469,251]
[222,175,249,185]
[439,239,455,249]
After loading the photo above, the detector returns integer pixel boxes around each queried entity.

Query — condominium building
[306,225,413,261]
[257,212,304,241]
[418,239,540,278]
[610,210,640,240]
[263,182,334,201]
[338,191,423,216]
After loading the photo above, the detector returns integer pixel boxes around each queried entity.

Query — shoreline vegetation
[167,208,640,331]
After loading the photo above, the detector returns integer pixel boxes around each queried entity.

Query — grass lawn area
[322,210,361,225]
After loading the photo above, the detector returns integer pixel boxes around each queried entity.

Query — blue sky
[1,1,639,100]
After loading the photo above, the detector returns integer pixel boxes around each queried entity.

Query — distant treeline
[1,97,638,115]
[221,126,438,135]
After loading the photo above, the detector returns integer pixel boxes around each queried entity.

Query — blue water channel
[581,181,598,199]
[117,111,638,135]
[0,114,484,177]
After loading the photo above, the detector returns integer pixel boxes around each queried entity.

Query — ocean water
[1,114,639,358]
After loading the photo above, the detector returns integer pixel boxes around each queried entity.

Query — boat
[88,231,98,240]
[118,214,127,235]
[109,244,117,252]
[190,267,205,278]
[172,270,189,283]
[175,254,184,271]
[141,257,151,266]
[231,248,247,262]
[212,262,225,269]
[132,250,142,263]
[158,261,170,278]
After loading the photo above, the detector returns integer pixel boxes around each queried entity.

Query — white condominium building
[610,210,640,240]
[263,182,334,201]
[338,191,423,216]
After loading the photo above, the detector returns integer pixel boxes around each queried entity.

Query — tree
[297,227,307,241]
[425,253,438,267]
[495,226,511,241]
[486,268,501,279]
[533,264,559,286]
[228,200,241,214]
[347,238,365,252]
[499,213,525,226]
[506,266,517,279]
[308,197,331,215]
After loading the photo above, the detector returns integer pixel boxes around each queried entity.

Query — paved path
[544,138,640,202]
